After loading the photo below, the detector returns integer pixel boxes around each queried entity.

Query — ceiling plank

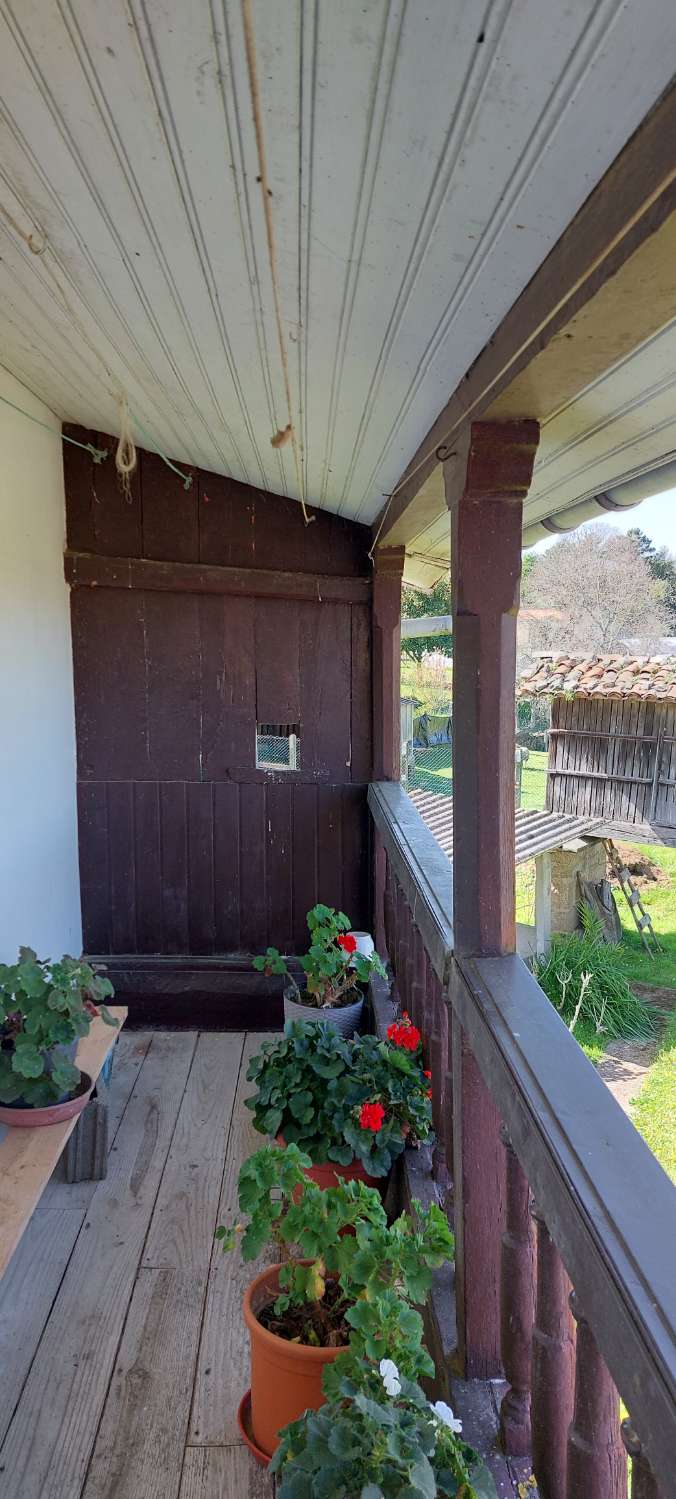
[376,79,676,548]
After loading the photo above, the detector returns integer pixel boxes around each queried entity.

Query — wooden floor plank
[81,1034,245,1499]
[189,1034,275,1447]
[39,1030,154,1212]
[0,1210,85,1447]
[180,1444,275,1499]
[0,1031,197,1499]
[0,1034,155,1448]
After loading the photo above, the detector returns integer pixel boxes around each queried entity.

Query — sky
[531,487,676,554]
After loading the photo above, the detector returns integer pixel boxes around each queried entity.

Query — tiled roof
[519,654,676,702]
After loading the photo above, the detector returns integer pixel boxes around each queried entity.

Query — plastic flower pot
[276,1134,382,1192]
[0,1071,93,1128]
[243,1262,343,1458]
[347,930,375,958]
[283,984,363,1038]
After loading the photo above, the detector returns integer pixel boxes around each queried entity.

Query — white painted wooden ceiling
[1,0,675,526]
[405,316,676,585]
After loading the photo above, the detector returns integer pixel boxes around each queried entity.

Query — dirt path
[596,1038,659,1114]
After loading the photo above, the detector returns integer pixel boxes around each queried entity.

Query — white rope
[115,393,137,498]
[240,0,314,525]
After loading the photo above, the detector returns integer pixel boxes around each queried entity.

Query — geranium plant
[245,1020,433,1176]
[253,904,386,1009]
[217,1143,453,1380]
[272,1359,497,1498]
[0,948,117,1107]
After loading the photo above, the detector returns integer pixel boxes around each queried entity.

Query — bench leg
[64,1077,109,1182]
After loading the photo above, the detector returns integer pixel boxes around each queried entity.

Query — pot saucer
[237,1390,271,1468]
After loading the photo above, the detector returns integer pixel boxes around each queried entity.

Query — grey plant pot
[283,986,364,1038]
[44,1039,78,1072]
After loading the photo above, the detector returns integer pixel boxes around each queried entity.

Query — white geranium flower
[430,1400,463,1434]
[379,1358,401,1397]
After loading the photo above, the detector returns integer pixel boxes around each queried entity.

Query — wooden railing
[369,781,676,1499]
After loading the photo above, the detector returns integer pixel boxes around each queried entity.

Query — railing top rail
[454,952,676,1482]
[368,782,453,982]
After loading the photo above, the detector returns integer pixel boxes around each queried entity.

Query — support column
[446,420,539,1377]
[372,546,406,781]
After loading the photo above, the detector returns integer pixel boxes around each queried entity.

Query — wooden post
[373,827,387,959]
[499,1128,535,1456]
[534,851,553,953]
[567,1292,627,1499]
[446,420,539,1378]
[621,1419,665,1499]
[372,546,406,781]
[531,1208,575,1499]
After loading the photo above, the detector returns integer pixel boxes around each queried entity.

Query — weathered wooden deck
[0,1030,525,1499]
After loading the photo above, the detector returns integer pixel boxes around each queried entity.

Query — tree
[521,523,670,654]
[401,577,452,662]
[627,527,676,631]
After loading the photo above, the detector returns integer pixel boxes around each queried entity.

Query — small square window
[256,723,301,770]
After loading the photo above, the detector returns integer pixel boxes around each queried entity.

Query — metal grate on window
[255,723,301,770]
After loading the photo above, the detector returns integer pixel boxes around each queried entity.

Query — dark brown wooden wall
[64,430,373,964]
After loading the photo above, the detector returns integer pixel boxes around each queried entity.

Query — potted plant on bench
[216,1142,454,1462]
[253,904,386,1036]
[246,1018,433,1187]
[0,948,117,1127]
[271,1358,497,1497]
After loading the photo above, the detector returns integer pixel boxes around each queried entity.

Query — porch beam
[372,546,406,781]
[446,419,539,1378]
[375,80,676,548]
[63,549,371,606]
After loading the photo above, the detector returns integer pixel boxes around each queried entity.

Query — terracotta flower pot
[0,1071,93,1128]
[276,1134,381,1192]
[243,1262,344,1458]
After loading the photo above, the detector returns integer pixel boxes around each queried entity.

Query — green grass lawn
[519,748,548,811]
[631,1009,676,1180]
[613,844,676,990]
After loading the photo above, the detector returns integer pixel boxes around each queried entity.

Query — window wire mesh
[256,723,300,770]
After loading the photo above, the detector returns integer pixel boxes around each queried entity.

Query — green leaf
[11,1042,45,1079]
[327,1419,354,1456]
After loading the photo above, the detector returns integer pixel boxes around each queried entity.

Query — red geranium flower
[337,933,357,954]
[359,1100,386,1132]
[426,1088,433,1099]
[386,1016,422,1052]
[423,1070,432,1079]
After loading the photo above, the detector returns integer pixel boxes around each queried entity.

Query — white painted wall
[0,368,82,962]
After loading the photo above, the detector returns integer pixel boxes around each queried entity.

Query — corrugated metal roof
[409,789,603,865]
[519,654,676,703]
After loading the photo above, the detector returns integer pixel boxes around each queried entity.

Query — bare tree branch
[521,524,670,659]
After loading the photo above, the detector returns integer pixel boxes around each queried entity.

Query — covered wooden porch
[0,8,675,1496]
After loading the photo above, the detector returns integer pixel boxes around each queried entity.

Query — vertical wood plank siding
[65,431,372,959]
[547,697,676,831]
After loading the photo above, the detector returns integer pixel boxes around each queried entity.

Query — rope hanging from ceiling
[240,0,314,525]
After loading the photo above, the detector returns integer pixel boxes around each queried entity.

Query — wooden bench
[0,1005,127,1277]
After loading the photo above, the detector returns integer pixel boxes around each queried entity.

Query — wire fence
[402,739,547,809]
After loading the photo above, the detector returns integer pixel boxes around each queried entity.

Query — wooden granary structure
[519,654,676,845]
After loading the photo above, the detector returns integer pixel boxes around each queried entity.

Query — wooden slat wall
[65,434,373,962]
[547,696,676,832]
[77,781,368,955]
